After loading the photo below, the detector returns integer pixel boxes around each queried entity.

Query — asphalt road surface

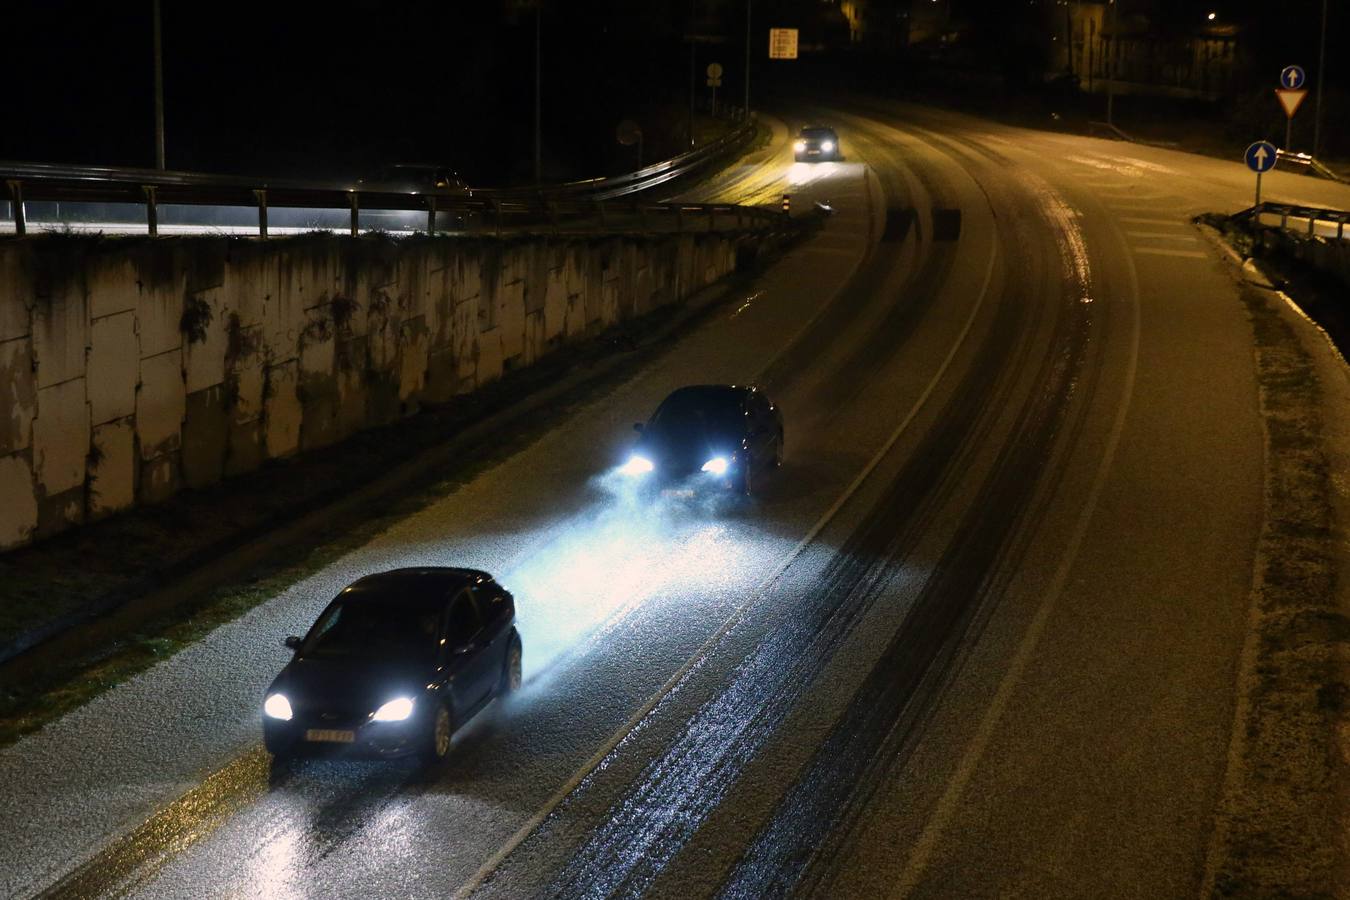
[4,100,1350,900]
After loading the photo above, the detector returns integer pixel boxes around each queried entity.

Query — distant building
[1058,1,1240,100]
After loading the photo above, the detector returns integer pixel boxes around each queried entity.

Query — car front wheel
[500,634,523,695]
[420,704,453,765]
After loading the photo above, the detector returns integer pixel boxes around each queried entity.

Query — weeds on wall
[180,295,213,344]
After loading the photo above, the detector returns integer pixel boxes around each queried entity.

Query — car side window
[447,590,482,646]
[748,393,774,432]
[473,584,508,624]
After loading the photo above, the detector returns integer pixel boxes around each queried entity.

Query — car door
[445,589,496,712]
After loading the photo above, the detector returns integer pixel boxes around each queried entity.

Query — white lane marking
[451,207,1002,900]
[894,193,1143,899]
[1125,232,1200,241]
[1132,247,1209,259]
[1118,217,1183,226]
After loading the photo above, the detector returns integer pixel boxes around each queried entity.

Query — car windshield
[649,392,744,440]
[801,128,835,140]
[300,595,441,661]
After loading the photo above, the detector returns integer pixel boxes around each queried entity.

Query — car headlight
[264,693,293,721]
[372,697,415,722]
[793,140,806,152]
[620,454,654,476]
[701,456,729,475]
[821,140,835,152]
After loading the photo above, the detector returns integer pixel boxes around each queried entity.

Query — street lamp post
[153,0,165,169]
[1313,0,1327,159]
[744,0,751,117]
[534,4,542,183]
[688,0,697,148]
[1105,0,1119,128]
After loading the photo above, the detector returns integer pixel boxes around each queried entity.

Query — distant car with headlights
[359,163,472,197]
[793,126,840,162]
[262,568,522,764]
[620,384,783,496]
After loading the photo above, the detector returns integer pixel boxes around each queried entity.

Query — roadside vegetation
[1201,222,1350,896]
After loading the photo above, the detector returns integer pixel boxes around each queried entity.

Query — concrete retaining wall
[0,231,741,550]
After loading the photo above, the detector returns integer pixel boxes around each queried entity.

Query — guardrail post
[6,180,24,236]
[427,197,437,236]
[492,200,502,237]
[143,186,158,236]
[1309,215,1316,238]
[595,200,606,234]
[349,193,359,236]
[254,189,268,239]
[676,206,683,233]
[708,206,716,233]
[1280,209,1289,230]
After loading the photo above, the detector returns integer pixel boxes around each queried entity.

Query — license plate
[305,728,355,743]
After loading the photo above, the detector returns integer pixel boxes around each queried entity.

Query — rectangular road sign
[768,28,798,60]
[1276,88,1308,118]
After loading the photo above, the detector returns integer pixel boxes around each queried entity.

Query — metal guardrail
[1275,149,1347,183]
[1240,202,1350,240]
[1,118,763,238]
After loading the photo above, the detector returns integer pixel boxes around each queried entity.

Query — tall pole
[745,0,756,116]
[534,5,542,183]
[1105,0,1118,128]
[153,0,165,169]
[1313,0,1327,159]
[688,0,696,148]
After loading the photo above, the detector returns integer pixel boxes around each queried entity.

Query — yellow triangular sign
[1276,88,1308,118]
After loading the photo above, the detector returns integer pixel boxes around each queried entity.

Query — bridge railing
[1,118,766,238]
[1239,202,1350,241]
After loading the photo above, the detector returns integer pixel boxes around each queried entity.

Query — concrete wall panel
[0,453,38,546]
[0,336,35,455]
[31,377,88,495]
[88,311,138,425]
[89,417,136,518]
[137,350,185,459]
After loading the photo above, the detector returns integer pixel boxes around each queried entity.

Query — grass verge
[1202,228,1350,896]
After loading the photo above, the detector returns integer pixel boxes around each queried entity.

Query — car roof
[340,567,494,601]
[662,384,754,406]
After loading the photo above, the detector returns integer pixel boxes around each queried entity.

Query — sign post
[706,63,723,117]
[1245,140,1277,206]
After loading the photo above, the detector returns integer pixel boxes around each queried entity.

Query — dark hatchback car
[263,568,522,764]
[620,384,784,496]
[793,126,840,162]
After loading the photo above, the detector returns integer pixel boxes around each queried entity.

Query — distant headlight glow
[821,140,835,152]
[701,456,729,475]
[372,697,415,722]
[620,454,654,476]
[793,140,806,152]
[264,693,293,721]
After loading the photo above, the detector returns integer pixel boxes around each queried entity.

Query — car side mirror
[633,423,644,433]
[284,635,301,650]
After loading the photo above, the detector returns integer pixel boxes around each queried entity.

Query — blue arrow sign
[1246,141,1278,173]
[1281,65,1306,89]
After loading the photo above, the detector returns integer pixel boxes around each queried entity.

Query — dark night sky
[8,1,1344,182]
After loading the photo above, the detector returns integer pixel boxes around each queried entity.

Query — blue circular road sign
[1280,65,1306,89]
[1245,141,1278,173]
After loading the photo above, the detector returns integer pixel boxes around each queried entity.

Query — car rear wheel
[420,704,453,765]
[500,634,523,695]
